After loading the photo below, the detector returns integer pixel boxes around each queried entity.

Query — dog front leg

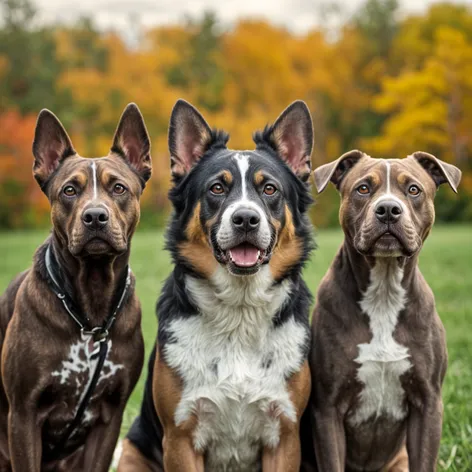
[407,396,443,472]
[117,438,163,472]
[8,409,42,472]
[312,405,346,472]
[153,352,204,472]
[262,426,301,472]
[162,430,204,472]
[82,408,124,472]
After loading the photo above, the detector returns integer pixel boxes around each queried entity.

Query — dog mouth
[83,237,113,255]
[363,228,418,258]
[228,243,265,268]
[377,231,398,241]
[71,235,126,257]
[216,242,270,275]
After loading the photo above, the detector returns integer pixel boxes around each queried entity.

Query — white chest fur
[350,259,411,426]
[164,266,308,471]
[51,337,124,424]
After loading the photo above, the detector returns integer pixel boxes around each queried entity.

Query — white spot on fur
[165,265,307,471]
[52,336,124,423]
[350,259,411,426]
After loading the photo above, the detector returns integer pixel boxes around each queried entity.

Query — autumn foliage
[0,1,471,228]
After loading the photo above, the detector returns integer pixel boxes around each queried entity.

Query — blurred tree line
[0,0,471,228]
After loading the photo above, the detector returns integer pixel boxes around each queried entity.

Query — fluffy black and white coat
[122,99,315,472]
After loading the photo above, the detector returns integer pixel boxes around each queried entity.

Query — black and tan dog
[303,151,461,471]
[0,104,151,471]
[118,99,315,471]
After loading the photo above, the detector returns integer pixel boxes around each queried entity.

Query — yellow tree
[363,27,472,169]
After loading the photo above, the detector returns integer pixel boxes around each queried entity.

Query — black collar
[45,244,131,343]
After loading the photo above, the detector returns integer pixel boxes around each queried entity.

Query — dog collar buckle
[81,326,109,343]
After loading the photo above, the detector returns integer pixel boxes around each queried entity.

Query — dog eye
[408,185,421,196]
[63,186,76,197]
[210,183,225,195]
[113,184,127,195]
[357,184,370,195]
[263,184,277,196]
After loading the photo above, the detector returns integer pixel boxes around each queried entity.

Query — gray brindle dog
[305,150,461,472]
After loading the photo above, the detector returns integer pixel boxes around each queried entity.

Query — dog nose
[375,200,403,224]
[82,207,109,229]
[232,209,260,232]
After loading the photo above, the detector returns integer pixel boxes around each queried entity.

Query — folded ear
[111,103,152,185]
[314,150,365,193]
[412,151,461,193]
[254,100,314,182]
[169,99,227,181]
[32,110,76,189]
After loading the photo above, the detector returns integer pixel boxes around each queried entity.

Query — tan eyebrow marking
[67,172,88,188]
[254,170,264,185]
[370,172,381,187]
[397,172,409,186]
[101,171,123,186]
[221,170,233,185]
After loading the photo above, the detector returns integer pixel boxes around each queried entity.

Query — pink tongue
[229,244,260,267]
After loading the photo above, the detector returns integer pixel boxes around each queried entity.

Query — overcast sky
[34,0,470,34]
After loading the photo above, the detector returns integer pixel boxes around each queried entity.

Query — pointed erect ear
[314,150,365,193]
[32,109,76,189]
[255,101,314,182]
[111,103,152,184]
[168,99,220,180]
[412,151,461,193]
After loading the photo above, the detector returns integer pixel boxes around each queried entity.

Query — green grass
[0,226,471,470]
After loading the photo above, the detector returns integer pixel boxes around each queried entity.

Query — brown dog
[303,151,461,471]
[0,104,151,471]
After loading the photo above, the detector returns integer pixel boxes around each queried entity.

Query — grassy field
[0,226,471,470]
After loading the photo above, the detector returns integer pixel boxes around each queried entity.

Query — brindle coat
[302,151,461,472]
[0,104,151,471]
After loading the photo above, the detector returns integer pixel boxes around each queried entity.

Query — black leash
[43,244,131,461]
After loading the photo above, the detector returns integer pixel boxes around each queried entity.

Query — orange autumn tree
[0,111,49,227]
[0,1,471,228]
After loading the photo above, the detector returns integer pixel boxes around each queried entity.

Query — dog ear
[32,110,76,189]
[111,103,152,184]
[314,150,365,193]
[168,99,224,181]
[255,101,313,182]
[412,151,461,193]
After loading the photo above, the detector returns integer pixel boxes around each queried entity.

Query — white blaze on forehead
[91,160,98,200]
[234,153,250,199]
[371,160,407,212]
[385,160,391,193]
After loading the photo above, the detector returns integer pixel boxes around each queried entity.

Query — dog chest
[164,314,307,471]
[50,337,124,430]
[349,260,412,426]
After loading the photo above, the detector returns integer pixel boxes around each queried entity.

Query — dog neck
[49,231,130,326]
[184,265,292,347]
[338,239,421,302]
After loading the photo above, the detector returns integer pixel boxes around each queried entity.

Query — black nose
[375,200,403,224]
[232,209,260,232]
[82,207,109,229]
